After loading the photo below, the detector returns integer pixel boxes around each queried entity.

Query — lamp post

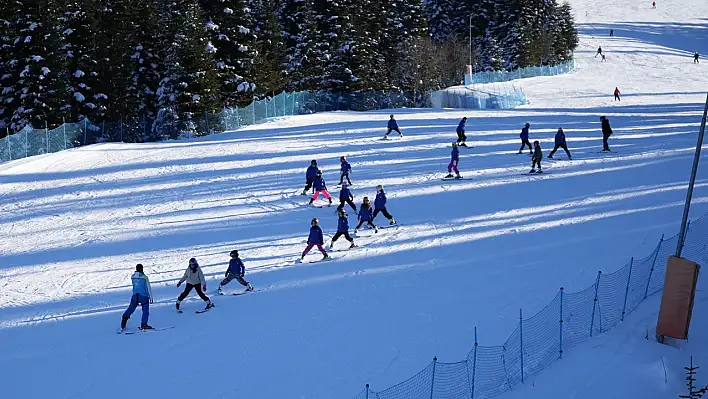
[469,15,473,70]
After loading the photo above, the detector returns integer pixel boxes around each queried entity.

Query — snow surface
[1,0,708,398]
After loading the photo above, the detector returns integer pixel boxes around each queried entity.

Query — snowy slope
[1,0,708,398]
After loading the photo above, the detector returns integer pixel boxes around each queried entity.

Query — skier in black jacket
[600,116,613,152]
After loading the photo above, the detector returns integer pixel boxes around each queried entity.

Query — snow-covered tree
[279,0,314,91]
[249,0,285,97]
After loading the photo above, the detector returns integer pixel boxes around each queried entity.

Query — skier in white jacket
[176,258,214,311]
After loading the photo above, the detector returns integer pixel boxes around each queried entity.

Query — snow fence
[464,58,576,85]
[352,212,708,399]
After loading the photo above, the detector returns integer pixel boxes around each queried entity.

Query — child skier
[373,185,396,225]
[548,128,572,160]
[600,116,613,151]
[384,114,403,138]
[456,117,468,147]
[218,250,254,294]
[614,87,621,101]
[121,264,154,331]
[309,171,333,206]
[694,52,700,63]
[301,160,319,195]
[301,218,330,261]
[531,141,543,173]
[176,258,214,312]
[339,156,352,185]
[595,46,602,57]
[337,182,357,212]
[444,142,462,179]
[330,209,356,249]
[355,197,378,233]
[518,123,532,154]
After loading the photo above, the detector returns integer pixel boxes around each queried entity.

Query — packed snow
[1,0,708,398]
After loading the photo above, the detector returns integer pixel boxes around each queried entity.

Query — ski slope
[1,0,708,397]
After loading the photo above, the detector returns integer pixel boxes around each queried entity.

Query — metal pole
[621,258,634,321]
[365,384,369,399]
[519,309,524,383]
[675,92,708,258]
[45,120,49,153]
[7,127,11,160]
[120,118,123,142]
[83,118,87,145]
[471,327,478,398]
[644,235,664,299]
[429,356,437,399]
[559,287,564,359]
[25,127,28,157]
[469,15,473,73]
[590,271,602,336]
[63,117,66,150]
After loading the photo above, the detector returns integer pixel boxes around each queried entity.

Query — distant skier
[176,258,214,312]
[330,209,356,249]
[301,160,319,195]
[339,156,352,185]
[308,171,333,206]
[456,117,468,147]
[218,250,254,295]
[609,29,614,37]
[121,264,154,331]
[530,141,543,173]
[384,114,403,139]
[652,1,656,8]
[444,142,462,179]
[518,122,532,154]
[600,116,613,152]
[301,218,330,261]
[355,197,378,234]
[337,182,357,212]
[595,46,602,57]
[614,87,621,101]
[695,52,700,63]
[601,54,606,62]
[373,185,396,225]
[548,128,572,160]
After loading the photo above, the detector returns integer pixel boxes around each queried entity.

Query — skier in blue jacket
[355,197,378,233]
[121,264,154,331]
[301,218,330,261]
[339,156,352,185]
[218,250,254,294]
[456,117,468,147]
[548,127,572,160]
[384,114,403,139]
[518,123,532,154]
[337,182,357,212]
[330,209,356,249]
[301,160,319,195]
[373,185,396,225]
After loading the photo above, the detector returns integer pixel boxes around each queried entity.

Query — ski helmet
[376,184,384,192]
[342,182,348,187]
[340,156,346,162]
[525,122,530,128]
[311,218,319,224]
[135,264,144,273]
[363,196,369,202]
[230,250,239,258]
[558,127,564,133]
[600,116,605,121]
[311,159,317,165]
[337,208,347,217]
[189,258,198,267]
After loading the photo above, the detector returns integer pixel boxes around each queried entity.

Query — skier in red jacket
[614,87,621,101]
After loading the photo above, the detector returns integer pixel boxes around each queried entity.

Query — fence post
[559,287,564,359]
[120,118,123,142]
[204,111,209,133]
[101,120,105,139]
[644,235,664,299]
[7,127,11,160]
[621,258,634,321]
[590,271,602,337]
[365,383,369,399]
[429,356,437,399]
[83,118,87,145]
[519,309,524,383]
[62,117,66,150]
[45,121,49,154]
[25,128,28,157]
[252,96,256,124]
[471,327,478,398]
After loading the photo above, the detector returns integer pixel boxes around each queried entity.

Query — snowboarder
[531,141,543,173]
[308,171,333,206]
[337,182,357,212]
[301,218,330,261]
[355,197,378,233]
[614,87,621,101]
[339,156,352,185]
[445,142,462,179]
[176,258,213,312]
[518,123,532,154]
[600,116,613,151]
[595,46,602,57]
[456,117,468,147]
[384,114,403,138]
[695,52,700,63]
[330,209,356,249]
[218,250,254,295]
[373,185,396,225]
[121,264,154,331]
[609,29,614,37]
[548,128,572,160]
[301,160,319,195]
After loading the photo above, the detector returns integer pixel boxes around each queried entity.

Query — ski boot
[349,242,357,249]
[218,285,223,295]
[390,219,396,225]
[140,323,154,330]
[530,169,536,173]
[444,173,454,178]
[322,254,331,261]
[308,198,314,205]
[455,174,462,179]
[205,301,215,311]
[517,151,523,154]
[328,198,333,205]
[536,169,543,174]
[120,315,129,330]
[246,283,254,292]
[175,301,181,312]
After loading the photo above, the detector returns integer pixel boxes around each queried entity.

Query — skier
[530,141,543,174]
[373,185,396,225]
[518,122,532,154]
[652,1,656,8]
[301,160,319,195]
[601,54,606,62]
[176,258,214,312]
[384,114,403,138]
[330,209,356,249]
[600,116,613,151]
[355,197,378,234]
[444,142,462,179]
[339,156,352,185]
[548,128,572,160]
[695,52,700,63]
[308,170,333,206]
[456,117,468,147]
[121,264,154,331]
[595,46,602,57]
[218,250,254,295]
[301,218,330,261]
[609,29,614,37]
[614,87,621,101]
[337,182,357,212]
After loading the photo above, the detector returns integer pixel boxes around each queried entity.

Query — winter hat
[189,258,198,267]
[376,184,384,192]
[136,264,144,273]
[311,160,317,165]
[525,122,530,128]
[600,116,605,120]
[311,218,319,225]
[230,250,239,258]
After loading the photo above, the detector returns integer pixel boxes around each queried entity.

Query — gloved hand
[177,281,182,288]
[225,272,228,277]
[203,284,207,292]
[240,273,245,278]
[150,299,154,304]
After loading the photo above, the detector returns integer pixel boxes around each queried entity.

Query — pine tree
[0,1,21,131]
[250,0,285,97]
[124,0,161,121]
[553,2,578,63]
[425,0,456,42]
[279,0,313,91]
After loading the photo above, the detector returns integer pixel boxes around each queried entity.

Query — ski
[196,307,214,314]
[119,326,174,335]
[524,171,550,175]
[296,257,333,264]
[441,177,466,181]
[233,289,260,296]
